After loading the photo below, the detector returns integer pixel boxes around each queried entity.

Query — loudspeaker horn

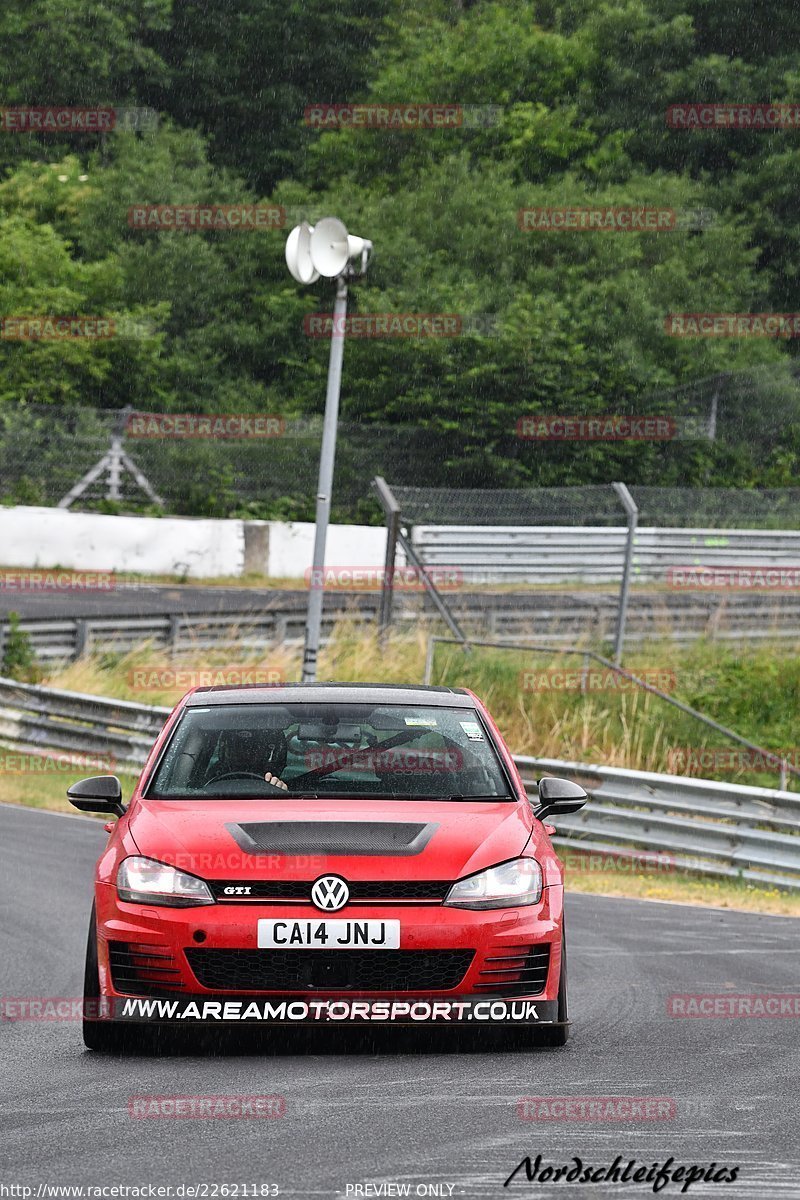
[285,222,319,284]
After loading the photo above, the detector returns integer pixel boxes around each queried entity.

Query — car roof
[184,683,476,708]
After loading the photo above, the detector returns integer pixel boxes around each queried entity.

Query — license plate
[258,919,400,949]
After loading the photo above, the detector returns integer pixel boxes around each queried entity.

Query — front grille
[108,941,184,996]
[475,944,551,997]
[210,879,449,904]
[184,948,474,992]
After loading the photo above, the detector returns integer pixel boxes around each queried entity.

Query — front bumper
[94,883,564,1025]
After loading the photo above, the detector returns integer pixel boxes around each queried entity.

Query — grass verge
[0,770,140,816]
[561,850,800,916]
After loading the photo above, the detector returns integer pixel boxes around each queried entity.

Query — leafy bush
[1,612,41,683]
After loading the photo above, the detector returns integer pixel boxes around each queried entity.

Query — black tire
[82,904,122,1052]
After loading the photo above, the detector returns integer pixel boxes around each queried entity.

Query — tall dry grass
[40,620,798,783]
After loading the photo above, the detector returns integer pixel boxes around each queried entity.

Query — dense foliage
[3,0,800,512]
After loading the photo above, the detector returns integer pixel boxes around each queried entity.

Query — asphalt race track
[0,584,298,620]
[1,802,799,1197]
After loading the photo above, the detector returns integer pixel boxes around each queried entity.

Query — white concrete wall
[267,520,388,578]
[0,506,244,578]
[0,507,388,579]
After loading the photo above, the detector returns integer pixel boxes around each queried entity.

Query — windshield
[146,701,513,800]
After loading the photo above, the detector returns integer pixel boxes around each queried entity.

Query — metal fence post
[612,482,638,665]
[580,652,590,693]
[373,476,401,643]
[168,615,181,658]
[74,619,88,660]
[397,530,470,649]
[424,635,437,685]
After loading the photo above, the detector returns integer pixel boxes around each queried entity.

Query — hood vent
[226,821,438,857]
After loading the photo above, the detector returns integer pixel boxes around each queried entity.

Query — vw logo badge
[310,875,350,912]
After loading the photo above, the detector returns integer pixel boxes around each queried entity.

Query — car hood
[126,796,536,882]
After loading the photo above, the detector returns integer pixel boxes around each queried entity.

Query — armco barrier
[0,677,169,772]
[412,525,800,584]
[516,756,800,891]
[1,676,798,890]
[6,588,800,665]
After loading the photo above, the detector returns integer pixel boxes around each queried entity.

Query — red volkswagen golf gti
[68,684,587,1050]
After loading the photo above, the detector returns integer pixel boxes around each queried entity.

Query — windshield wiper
[375,793,512,802]
[443,793,514,801]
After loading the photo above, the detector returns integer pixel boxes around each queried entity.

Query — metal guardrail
[0,604,380,664]
[6,589,800,665]
[412,524,800,584]
[0,676,798,890]
[518,756,800,892]
[0,677,169,773]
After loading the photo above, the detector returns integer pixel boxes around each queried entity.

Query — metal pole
[612,482,638,666]
[107,437,123,501]
[302,275,348,683]
[373,476,401,642]
[396,530,471,649]
[708,375,722,441]
[423,635,436,686]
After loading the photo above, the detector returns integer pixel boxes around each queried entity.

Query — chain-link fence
[2,376,800,525]
[387,484,800,530]
[0,405,466,523]
[372,478,800,657]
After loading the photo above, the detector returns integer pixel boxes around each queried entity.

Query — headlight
[117,857,215,907]
[444,858,542,909]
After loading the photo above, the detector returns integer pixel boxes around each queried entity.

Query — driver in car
[212,728,289,790]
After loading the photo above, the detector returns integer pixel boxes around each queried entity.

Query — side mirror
[67,775,125,817]
[534,776,588,820]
